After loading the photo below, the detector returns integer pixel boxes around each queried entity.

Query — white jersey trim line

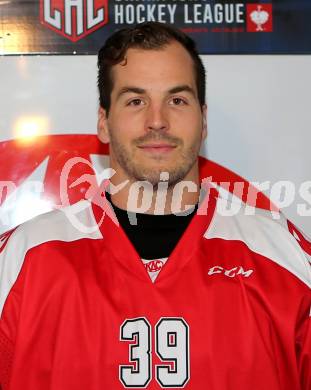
[204,198,311,289]
[0,201,102,317]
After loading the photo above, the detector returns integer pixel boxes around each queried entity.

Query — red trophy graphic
[247,4,273,32]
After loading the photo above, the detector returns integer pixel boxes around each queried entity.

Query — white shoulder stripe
[0,201,102,316]
[204,199,311,288]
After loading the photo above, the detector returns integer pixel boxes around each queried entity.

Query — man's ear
[201,104,207,140]
[97,106,110,144]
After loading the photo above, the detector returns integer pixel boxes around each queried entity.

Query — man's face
[98,41,207,187]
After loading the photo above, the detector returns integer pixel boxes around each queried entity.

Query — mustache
[133,131,183,146]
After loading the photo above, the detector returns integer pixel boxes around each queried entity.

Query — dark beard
[109,130,199,187]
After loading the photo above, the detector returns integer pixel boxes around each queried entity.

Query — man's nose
[145,103,169,132]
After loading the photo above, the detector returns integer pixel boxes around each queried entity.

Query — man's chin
[131,167,190,188]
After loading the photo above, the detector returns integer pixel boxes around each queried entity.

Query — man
[0,22,310,389]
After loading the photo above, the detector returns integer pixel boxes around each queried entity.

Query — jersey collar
[91,184,218,284]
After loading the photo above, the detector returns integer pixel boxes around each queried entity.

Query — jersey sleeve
[296,303,311,390]
[0,228,22,390]
[286,220,311,389]
[0,328,14,390]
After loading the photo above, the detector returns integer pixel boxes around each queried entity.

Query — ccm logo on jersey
[208,266,254,278]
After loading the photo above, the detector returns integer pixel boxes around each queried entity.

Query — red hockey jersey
[0,194,310,389]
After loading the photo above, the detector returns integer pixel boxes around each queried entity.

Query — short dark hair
[97,22,206,114]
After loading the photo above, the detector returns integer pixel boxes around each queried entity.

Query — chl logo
[40,0,109,42]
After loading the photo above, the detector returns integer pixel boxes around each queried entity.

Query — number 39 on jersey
[119,317,190,388]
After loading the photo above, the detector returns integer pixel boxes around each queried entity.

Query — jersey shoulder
[204,197,311,288]
[0,200,102,316]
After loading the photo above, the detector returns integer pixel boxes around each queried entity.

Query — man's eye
[128,99,143,106]
[170,97,187,105]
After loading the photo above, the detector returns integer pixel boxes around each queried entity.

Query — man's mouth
[137,143,177,153]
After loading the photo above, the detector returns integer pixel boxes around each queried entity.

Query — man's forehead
[112,42,194,72]
[110,43,197,94]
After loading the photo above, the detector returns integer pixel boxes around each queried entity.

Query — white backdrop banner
[0,55,310,236]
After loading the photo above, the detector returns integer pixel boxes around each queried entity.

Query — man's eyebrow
[116,85,196,100]
[116,87,146,100]
[168,85,196,97]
